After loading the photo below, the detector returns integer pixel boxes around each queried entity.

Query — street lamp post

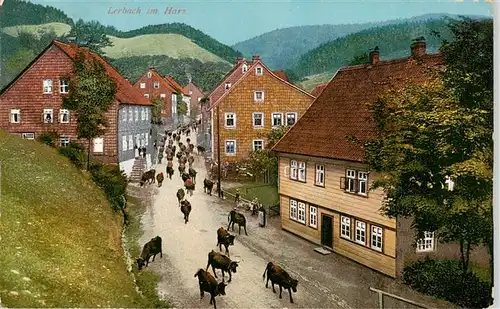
[216,103,222,198]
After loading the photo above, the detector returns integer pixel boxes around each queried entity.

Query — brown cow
[227,210,248,235]
[262,262,298,303]
[176,188,185,206]
[194,268,226,309]
[180,200,192,224]
[136,236,162,270]
[216,227,235,257]
[206,250,239,283]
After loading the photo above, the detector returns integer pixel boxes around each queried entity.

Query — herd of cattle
[135,127,299,308]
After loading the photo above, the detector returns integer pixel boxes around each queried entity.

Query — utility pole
[216,103,222,198]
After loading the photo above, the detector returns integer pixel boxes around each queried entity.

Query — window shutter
[284,165,289,177]
[340,176,346,189]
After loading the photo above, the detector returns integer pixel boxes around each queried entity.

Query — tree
[348,52,369,65]
[62,51,117,170]
[67,19,113,53]
[150,96,164,125]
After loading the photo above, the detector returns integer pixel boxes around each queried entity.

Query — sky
[28,0,493,45]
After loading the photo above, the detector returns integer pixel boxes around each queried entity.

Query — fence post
[378,291,384,309]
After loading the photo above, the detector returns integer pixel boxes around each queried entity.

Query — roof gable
[136,69,177,93]
[208,61,249,108]
[164,75,188,95]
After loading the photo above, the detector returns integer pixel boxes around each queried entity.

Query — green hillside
[1,22,71,38]
[0,0,73,27]
[0,130,152,307]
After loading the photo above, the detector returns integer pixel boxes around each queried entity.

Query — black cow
[180,200,192,224]
[204,179,214,195]
[178,163,186,174]
[188,167,197,184]
[194,268,227,309]
[262,262,298,303]
[172,133,177,140]
[156,172,164,187]
[136,236,162,270]
[206,250,239,283]
[140,169,156,187]
[227,210,248,235]
[187,155,195,167]
[197,145,206,155]
[176,188,185,206]
[166,162,174,179]
[216,227,235,257]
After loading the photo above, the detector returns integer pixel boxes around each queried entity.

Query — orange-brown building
[208,55,315,162]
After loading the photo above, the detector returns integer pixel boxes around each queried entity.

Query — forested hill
[0,0,73,27]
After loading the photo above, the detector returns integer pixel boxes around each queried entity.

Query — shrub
[37,131,60,147]
[403,258,492,308]
[89,162,128,212]
[58,141,86,168]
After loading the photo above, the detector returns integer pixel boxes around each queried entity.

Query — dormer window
[147,72,152,78]
[242,64,248,73]
[153,81,160,89]
[255,67,263,76]
[225,83,231,90]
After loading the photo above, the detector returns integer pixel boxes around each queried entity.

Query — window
[298,161,306,182]
[225,140,236,155]
[358,172,368,195]
[135,107,139,121]
[172,94,177,114]
[286,112,297,126]
[224,83,231,90]
[341,216,351,239]
[416,231,435,252]
[59,109,70,123]
[242,64,248,73]
[297,202,306,224]
[225,113,236,128]
[289,199,298,220]
[445,176,454,191]
[290,160,298,180]
[93,137,104,153]
[60,136,70,147]
[141,108,145,121]
[10,109,20,123]
[160,93,166,98]
[255,66,263,76]
[272,113,283,127]
[252,112,264,128]
[346,169,356,192]
[253,140,264,151]
[254,91,264,102]
[153,81,160,89]
[309,205,317,228]
[21,133,34,140]
[59,79,69,94]
[140,83,146,89]
[144,94,150,98]
[371,226,383,251]
[128,108,133,122]
[145,133,148,146]
[145,109,149,121]
[121,107,127,121]
[122,136,127,151]
[128,135,133,150]
[189,90,193,95]
[43,79,52,93]
[147,72,152,78]
[355,221,366,244]
[315,164,325,186]
[345,170,369,195]
[43,109,53,123]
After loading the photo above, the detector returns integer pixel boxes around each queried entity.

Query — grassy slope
[298,71,336,92]
[226,184,279,205]
[0,130,149,307]
[1,22,71,37]
[104,34,229,62]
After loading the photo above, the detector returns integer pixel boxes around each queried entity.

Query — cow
[188,155,195,168]
[206,250,239,283]
[136,236,162,270]
[178,163,186,175]
[186,138,191,144]
[188,144,195,154]
[176,188,185,206]
[185,178,195,196]
[180,144,187,153]
[194,268,227,309]
[188,167,197,184]
[227,210,248,235]
[204,178,214,195]
[181,172,191,182]
[140,169,156,187]
[180,155,188,165]
[216,227,235,257]
[166,153,174,161]
[173,133,177,140]
[197,145,206,155]
[172,145,177,156]
[175,134,181,142]
[262,262,298,303]
[186,128,191,136]
[156,172,164,187]
[176,151,183,160]
[166,162,174,179]
[180,200,192,224]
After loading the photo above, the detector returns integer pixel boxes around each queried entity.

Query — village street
[137,130,452,309]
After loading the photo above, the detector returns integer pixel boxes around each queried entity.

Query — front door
[321,215,333,248]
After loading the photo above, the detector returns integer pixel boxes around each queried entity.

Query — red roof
[54,41,151,106]
[310,82,328,97]
[272,70,289,82]
[146,69,177,92]
[272,53,444,162]
[165,75,189,95]
[208,61,248,109]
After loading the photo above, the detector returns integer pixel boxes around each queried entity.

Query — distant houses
[183,80,205,121]
[0,40,153,177]
[206,55,315,162]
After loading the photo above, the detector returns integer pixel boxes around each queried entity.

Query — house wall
[184,82,205,119]
[212,67,313,162]
[134,71,173,120]
[278,153,397,277]
[0,45,118,164]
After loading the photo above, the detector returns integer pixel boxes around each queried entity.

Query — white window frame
[290,160,298,180]
[416,231,435,252]
[358,171,368,195]
[153,81,160,89]
[315,164,325,186]
[141,108,145,121]
[297,201,306,224]
[121,108,127,121]
[122,136,127,151]
[145,133,149,146]
[242,64,248,73]
[341,216,351,239]
[21,133,34,140]
[43,79,53,93]
[309,205,317,228]
[224,112,236,128]
[272,112,283,127]
[298,161,306,182]
[371,226,383,251]
[254,91,264,102]
[135,107,139,121]
[144,94,149,98]
[224,82,231,90]
[128,135,133,150]
[60,136,70,147]
[289,199,298,221]
[43,109,54,123]
[147,72,152,78]
[286,112,297,126]
[189,90,193,95]
[59,109,70,123]
[59,79,69,94]
[128,108,133,122]
[140,83,146,89]
[10,109,20,123]
[255,66,263,76]
[93,137,104,153]
[160,93,166,98]
[145,108,149,121]
[224,140,236,155]
[252,139,264,151]
[355,221,366,245]
[252,112,264,128]
[346,169,356,193]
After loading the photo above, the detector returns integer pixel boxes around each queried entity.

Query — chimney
[411,37,426,58]
[369,46,380,65]
[149,67,156,72]
[252,54,260,61]
[235,56,243,65]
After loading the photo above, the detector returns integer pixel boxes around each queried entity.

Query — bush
[58,141,86,168]
[37,131,60,147]
[89,162,128,212]
[403,258,492,308]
